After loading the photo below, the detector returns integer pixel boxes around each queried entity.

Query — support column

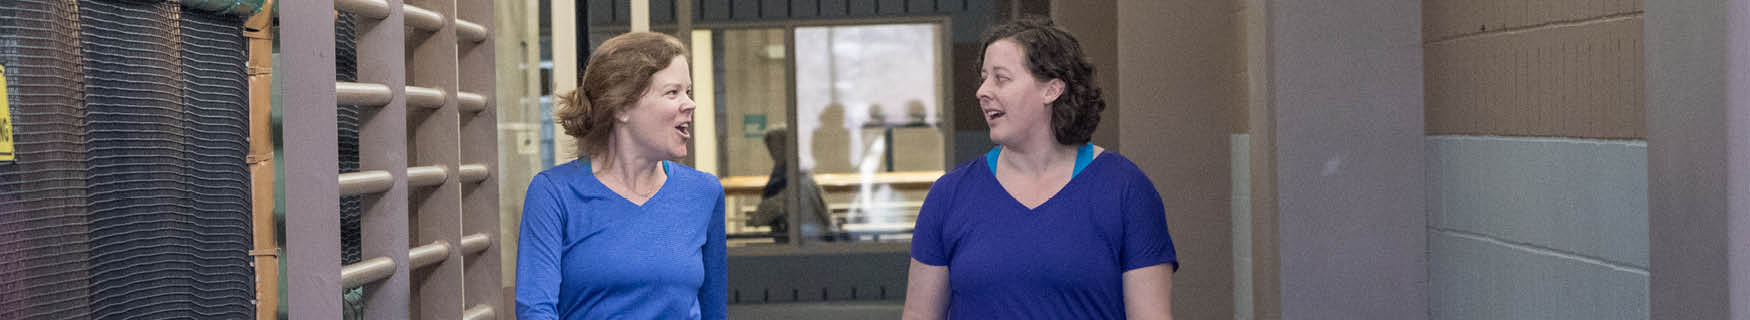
[282,1,341,318]
[553,0,579,165]
[406,0,465,318]
[1254,0,1427,318]
[355,0,412,319]
[1647,0,1750,318]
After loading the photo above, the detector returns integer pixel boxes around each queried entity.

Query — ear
[1041,78,1066,105]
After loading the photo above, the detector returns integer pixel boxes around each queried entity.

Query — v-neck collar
[579,159,672,208]
[987,143,1095,178]
[982,146,1106,211]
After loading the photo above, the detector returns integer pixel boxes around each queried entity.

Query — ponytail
[557,86,593,138]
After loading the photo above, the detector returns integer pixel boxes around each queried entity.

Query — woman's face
[619,56,696,161]
[976,39,1063,147]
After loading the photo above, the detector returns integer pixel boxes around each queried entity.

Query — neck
[592,140,666,191]
[1000,135,1077,175]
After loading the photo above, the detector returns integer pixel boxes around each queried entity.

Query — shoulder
[533,159,590,185]
[1090,152,1151,184]
[1088,152,1167,209]
[918,158,986,209]
[932,158,985,190]
[1082,152,1161,201]
[665,161,725,195]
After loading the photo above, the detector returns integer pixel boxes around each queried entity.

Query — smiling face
[977,39,1063,147]
[617,56,696,161]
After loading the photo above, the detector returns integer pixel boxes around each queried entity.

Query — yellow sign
[0,64,12,161]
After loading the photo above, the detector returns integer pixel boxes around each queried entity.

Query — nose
[975,78,995,105]
[680,94,697,114]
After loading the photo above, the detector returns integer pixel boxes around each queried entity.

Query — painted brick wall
[1427,136,1648,319]
[1423,0,1644,139]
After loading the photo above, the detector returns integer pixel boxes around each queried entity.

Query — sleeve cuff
[1123,259,1179,273]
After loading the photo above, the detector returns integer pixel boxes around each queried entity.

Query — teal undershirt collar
[986,143,1095,177]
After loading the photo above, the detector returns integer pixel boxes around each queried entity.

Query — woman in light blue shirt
[516,32,726,320]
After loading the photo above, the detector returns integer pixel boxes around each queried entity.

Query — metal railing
[283,0,499,318]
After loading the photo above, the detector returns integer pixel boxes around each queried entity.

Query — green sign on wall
[743,114,767,138]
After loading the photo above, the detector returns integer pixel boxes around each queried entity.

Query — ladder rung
[336,82,392,108]
[461,233,490,255]
[404,4,444,32]
[338,170,393,196]
[406,86,446,110]
[407,165,449,188]
[459,163,489,183]
[457,19,488,43]
[339,256,395,289]
[409,240,452,270]
[334,0,390,20]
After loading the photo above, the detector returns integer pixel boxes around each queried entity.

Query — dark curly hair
[978,16,1105,145]
[556,32,687,168]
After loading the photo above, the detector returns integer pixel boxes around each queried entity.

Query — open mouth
[675,122,692,139]
[984,110,1006,121]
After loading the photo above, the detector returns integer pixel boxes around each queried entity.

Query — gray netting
[78,0,253,318]
[0,1,258,318]
[337,12,363,267]
[177,6,256,318]
[0,0,93,318]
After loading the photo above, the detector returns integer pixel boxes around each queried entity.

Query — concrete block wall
[1424,0,1643,138]
[1426,136,1647,319]
[1422,0,1648,318]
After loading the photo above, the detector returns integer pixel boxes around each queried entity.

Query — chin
[986,131,1012,147]
[668,146,689,160]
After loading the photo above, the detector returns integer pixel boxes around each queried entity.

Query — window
[692,21,951,248]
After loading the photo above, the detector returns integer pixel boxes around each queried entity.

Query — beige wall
[1053,0,1246,318]
[1052,0,1122,151]
[1113,0,1241,318]
[1424,0,1644,139]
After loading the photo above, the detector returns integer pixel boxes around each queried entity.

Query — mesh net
[176,7,256,318]
[77,1,253,318]
[1,1,258,317]
[336,12,363,267]
[0,0,93,318]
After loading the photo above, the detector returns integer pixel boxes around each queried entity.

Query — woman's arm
[699,193,728,320]
[516,175,564,320]
[905,170,959,319]
[1123,265,1175,320]
[902,260,950,320]
[1119,162,1178,320]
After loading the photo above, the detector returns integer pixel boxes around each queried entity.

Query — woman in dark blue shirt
[903,18,1179,320]
[516,32,726,320]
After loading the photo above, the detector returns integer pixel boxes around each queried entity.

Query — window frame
[658,17,957,255]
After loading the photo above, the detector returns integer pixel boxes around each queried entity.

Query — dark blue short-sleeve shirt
[911,149,1178,319]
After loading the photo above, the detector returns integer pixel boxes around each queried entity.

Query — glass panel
[711,28,793,247]
[795,24,945,244]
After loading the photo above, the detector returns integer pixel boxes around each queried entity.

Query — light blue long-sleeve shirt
[516,159,727,320]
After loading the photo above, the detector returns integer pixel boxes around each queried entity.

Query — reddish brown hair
[557,32,688,166]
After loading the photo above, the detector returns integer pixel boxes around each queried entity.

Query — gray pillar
[1646,0,1750,318]
[282,1,342,318]
[1260,0,1428,318]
